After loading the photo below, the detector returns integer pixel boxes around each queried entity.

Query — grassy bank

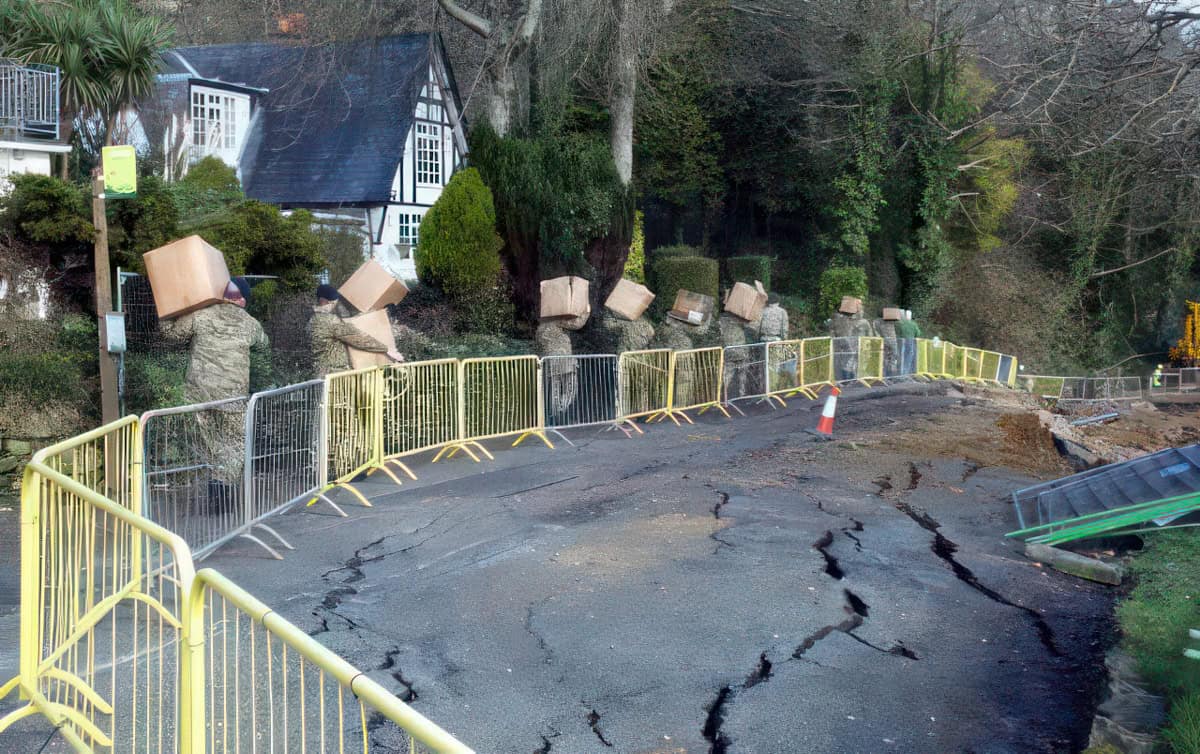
[1116,531,1200,752]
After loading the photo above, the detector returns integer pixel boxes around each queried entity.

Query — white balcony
[0,61,60,142]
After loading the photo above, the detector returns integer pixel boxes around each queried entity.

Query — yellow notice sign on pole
[101,145,137,199]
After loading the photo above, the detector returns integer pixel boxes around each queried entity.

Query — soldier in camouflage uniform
[309,284,399,376]
[160,278,268,515]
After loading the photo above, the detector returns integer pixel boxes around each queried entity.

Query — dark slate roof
[163,34,454,206]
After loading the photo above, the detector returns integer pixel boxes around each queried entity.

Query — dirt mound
[997,413,1064,472]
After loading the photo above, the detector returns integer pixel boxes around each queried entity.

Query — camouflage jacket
[161,302,269,403]
[309,308,388,376]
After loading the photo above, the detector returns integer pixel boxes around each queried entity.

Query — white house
[142,34,467,281]
[0,61,72,187]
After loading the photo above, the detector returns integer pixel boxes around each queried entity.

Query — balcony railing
[0,61,60,141]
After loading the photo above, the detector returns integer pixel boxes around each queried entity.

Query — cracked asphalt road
[0,382,1114,753]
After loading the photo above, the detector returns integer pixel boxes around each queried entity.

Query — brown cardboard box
[142,235,231,319]
[339,259,409,313]
[882,307,903,321]
[604,278,656,321]
[540,276,590,320]
[839,296,863,315]
[667,289,715,326]
[344,309,397,369]
[723,280,768,322]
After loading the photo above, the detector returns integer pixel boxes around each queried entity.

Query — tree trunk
[610,0,637,187]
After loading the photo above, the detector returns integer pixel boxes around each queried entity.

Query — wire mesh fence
[670,347,726,417]
[459,356,543,443]
[244,380,325,552]
[541,354,620,430]
[618,349,671,421]
[142,396,253,559]
[722,343,768,407]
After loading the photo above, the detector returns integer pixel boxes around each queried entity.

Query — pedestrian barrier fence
[185,569,474,754]
[858,337,885,385]
[618,349,672,421]
[243,380,326,550]
[457,355,553,450]
[0,415,476,752]
[322,366,392,508]
[541,354,638,438]
[142,396,255,559]
[722,343,772,413]
[765,337,835,401]
[382,358,466,468]
[1149,367,1200,395]
[960,348,984,383]
[0,417,191,751]
[652,347,730,424]
[1016,375,1143,403]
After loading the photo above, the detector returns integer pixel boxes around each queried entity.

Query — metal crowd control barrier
[0,416,476,753]
[184,569,474,754]
[765,338,832,401]
[454,355,552,453]
[0,416,193,751]
[857,337,885,385]
[618,348,672,421]
[382,358,474,466]
[651,346,730,424]
[540,354,639,438]
[243,380,326,549]
[319,365,398,508]
[1149,368,1200,395]
[722,343,771,413]
[143,396,259,559]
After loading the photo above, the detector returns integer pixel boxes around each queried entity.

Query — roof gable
[166,34,443,206]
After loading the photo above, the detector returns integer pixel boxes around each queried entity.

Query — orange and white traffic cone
[808,386,841,440]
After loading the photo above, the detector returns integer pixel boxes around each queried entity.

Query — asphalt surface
[0,382,1114,753]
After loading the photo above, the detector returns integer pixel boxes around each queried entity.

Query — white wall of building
[0,145,55,186]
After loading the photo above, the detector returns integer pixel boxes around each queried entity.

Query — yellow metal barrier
[313,366,396,509]
[184,569,474,754]
[0,417,194,753]
[381,358,477,471]
[857,337,885,386]
[651,347,730,424]
[452,355,552,454]
[980,351,1003,384]
[618,349,672,421]
[765,338,834,402]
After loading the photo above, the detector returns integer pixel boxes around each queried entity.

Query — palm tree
[5,0,170,178]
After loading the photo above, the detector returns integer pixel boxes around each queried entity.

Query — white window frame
[190,86,248,158]
[416,123,441,186]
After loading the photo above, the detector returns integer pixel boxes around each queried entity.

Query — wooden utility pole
[93,171,119,424]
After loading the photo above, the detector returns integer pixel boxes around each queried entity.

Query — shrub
[108,175,180,272]
[0,351,86,406]
[247,279,282,321]
[123,352,188,413]
[1165,693,1200,754]
[649,255,719,312]
[201,201,324,289]
[317,226,367,287]
[726,255,772,291]
[652,244,701,260]
[0,174,92,247]
[817,265,868,319]
[172,156,244,224]
[415,167,504,300]
[453,279,516,335]
[623,210,646,283]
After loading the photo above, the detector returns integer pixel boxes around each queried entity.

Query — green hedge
[652,244,701,260]
[649,256,719,313]
[817,265,868,319]
[726,255,772,291]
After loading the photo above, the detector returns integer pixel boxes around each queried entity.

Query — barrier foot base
[604,421,643,438]
[697,402,733,419]
[238,532,286,560]
[366,464,405,487]
[306,483,368,510]
[433,441,492,463]
[724,401,747,417]
[647,409,692,425]
[513,431,555,449]
[306,492,348,517]
[385,458,419,481]
[253,522,295,551]
[544,429,574,447]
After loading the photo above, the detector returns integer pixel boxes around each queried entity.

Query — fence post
[179,578,208,754]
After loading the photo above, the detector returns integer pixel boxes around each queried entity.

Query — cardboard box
[540,276,590,320]
[882,307,903,321]
[723,280,768,322]
[839,296,863,315]
[344,309,397,369]
[667,289,714,326]
[142,235,231,319]
[604,278,655,321]
[339,259,409,313]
